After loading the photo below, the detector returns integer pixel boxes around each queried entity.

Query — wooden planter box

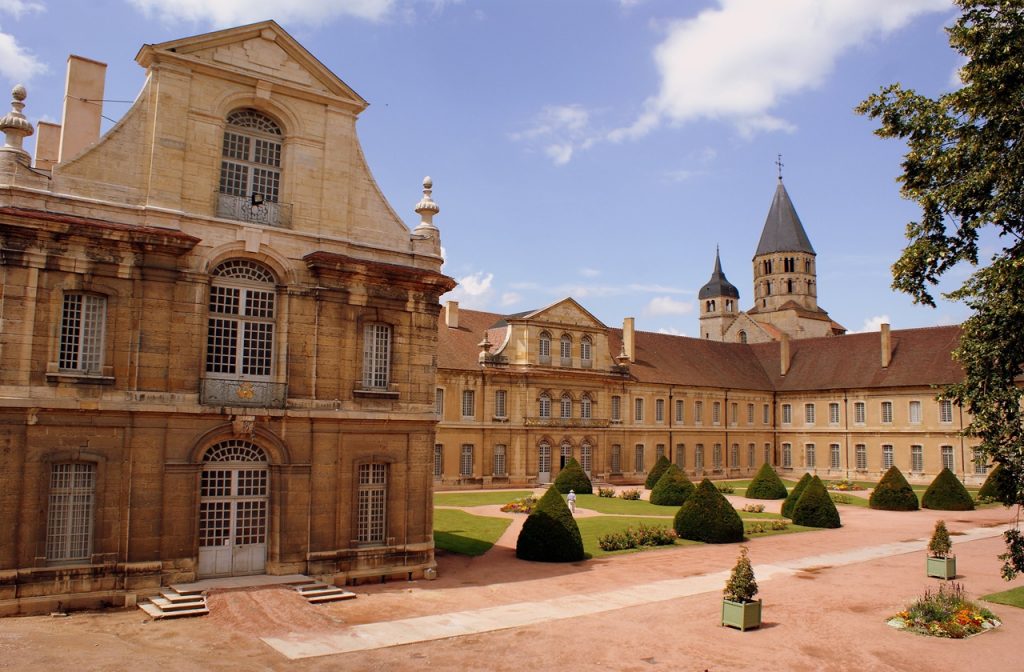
[722,599,762,631]
[927,555,956,580]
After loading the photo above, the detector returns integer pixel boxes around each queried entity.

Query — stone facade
[0,22,453,616]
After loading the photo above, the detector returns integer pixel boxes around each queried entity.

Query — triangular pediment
[516,297,607,330]
[137,20,367,111]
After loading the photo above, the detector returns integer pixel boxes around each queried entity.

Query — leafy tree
[649,463,695,506]
[645,454,672,490]
[869,466,920,511]
[516,485,584,562]
[922,467,976,511]
[781,473,812,519]
[857,0,1024,578]
[978,462,1016,502]
[554,457,592,494]
[745,463,789,500]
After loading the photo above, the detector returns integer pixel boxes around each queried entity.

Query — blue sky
[1,0,978,336]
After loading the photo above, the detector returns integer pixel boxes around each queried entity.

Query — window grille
[59,294,106,372]
[219,109,282,203]
[676,444,686,468]
[941,445,954,471]
[694,401,704,423]
[539,393,551,418]
[854,401,866,424]
[782,443,792,468]
[882,444,894,469]
[911,445,923,473]
[856,444,867,471]
[676,400,685,423]
[747,404,755,424]
[712,402,721,425]
[611,395,621,421]
[939,399,953,423]
[764,443,771,465]
[206,261,276,378]
[433,444,443,479]
[805,443,816,468]
[460,445,474,476]
[748,443,755,468]
[581,443,592,473]
[493,445,506,476]
[580,336,592,364]
[635,444,645,472]
[561,394,572,419]
[494,390,507,418]
[829,403,840,425]
[881,401,893,424]
[436,389,444,417]
[730,443,739,467]
[830,444,841,470]
[362,323,392,389]
[695,444,705,470]
[909,401,921,424]
[560,334,572,361]
[580,395,592,419]
[357,463,387,543]
[805,403,815,425]
[782,404,792,424]
[973,448,987,475]
[655,399,665,423]
[462,390,475,418]
[611,444,621,473]
[539,442,552,474]
[634,398,644,422]
[46,463,95,562]
[713,444,722,470]
[656,444,665,460]
[203,440,268,463]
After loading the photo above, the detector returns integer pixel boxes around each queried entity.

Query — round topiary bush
[977,462,1018,504]
[516,485,584,562]
[746,463,788,500]
[554,457,593,495]
[650,463,695,506]
[673,478,744,544]
[921,467,975,511]
[791,475,842,528]
[781,472,812,519]
[645,455,672,490]
[869,465,919,511]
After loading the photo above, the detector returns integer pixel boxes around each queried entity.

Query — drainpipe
[844,392,850,481]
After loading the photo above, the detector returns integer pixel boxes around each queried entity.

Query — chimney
[623,317,635,363]
[880,323,891,368]
[58,55,107,164]
[445,300,459,329]
[780,333,791,376]
[34,121,61,170]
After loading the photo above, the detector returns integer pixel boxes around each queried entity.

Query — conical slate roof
[699,249,740,299]
[755,180,815,256]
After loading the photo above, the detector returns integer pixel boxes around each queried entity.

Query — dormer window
[218,109,285,226]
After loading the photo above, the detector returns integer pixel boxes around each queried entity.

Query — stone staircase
[293,580,357,605]
[138,586,209,619]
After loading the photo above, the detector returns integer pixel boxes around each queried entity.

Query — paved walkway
[262,523,1008,660]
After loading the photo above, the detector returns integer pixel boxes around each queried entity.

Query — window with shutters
[611,395,621,422]
[911,445,924,473]
[635,398,645,422]
[782,443,792,468]
[763,404,770,424]
[829,402,840,425]
[580,394,592,419]
[748,443,755,468]
[713,444,723,470]
[909,400,921,424]
[939,399,953,424]
[611,444,622,473]
[656,399,665,423]
[539,393,551,418]
[805,443,816,468]
[712,401,721,425]
[676,444,686,468]
[747,403,755,424]
[782,404,792,425]
[881,401,893,424]
[560,394,572,419]
[695,444,705,470]
[635,444,645,472]
[461,390,475,419]
[676,399,685,423]
[694,401,704,424]
[805,403,815,425]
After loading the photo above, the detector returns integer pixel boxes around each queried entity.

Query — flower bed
[597,487,617,498]
[619,488,642,501]
[826,479,865,491]
[887,582,1000,638]
[500,496,538,513]
[598,523,677,551]
[745,520,789,534]
[742,503,765,513]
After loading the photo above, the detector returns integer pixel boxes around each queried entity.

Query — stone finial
[414,176,440,232]
[1,84,35,159]
[478,332,492,365]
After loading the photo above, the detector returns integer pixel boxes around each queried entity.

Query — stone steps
[139,587,208,619]
[295,582,357,605]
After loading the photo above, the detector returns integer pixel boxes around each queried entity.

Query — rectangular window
[748,443,755,468]
[46,463,95,562]
[939,399,953,424]
[433,444,443,480]
[829,402,840,425]
[941,445,954,471]
[830,443,841,470]
[855,444,867,471]
[362,323,392,389]
[782,404,792,425]
[461,390,475,419]
[882,444,894,470]
[676,443,686,469]
[730,443,739,468]
[59,294,106,373]
[854,401,866,425]
[713,444,723,470]
[973,448,987,475]
[634,444,645,473]
[493,444,506,476]
[747,403,755,424]
[911,445,923,473]
[494,390,507,419]
[805,443,816,468]
[712,402,721,425]
[675,399,685,423]
[782,443,792,468]
[207,283,275,377]
[357,463,387,544]
[909,400,921,424]
[611,396,622,422]
[764,443,771,466]
[694,401,704,424]
[460,444,474,476]
[581,443,592,473]
[762,404,770,424]
[805,403,816,425]
[611,445,622,473]
[435,389,444,417]
[634,398,645,422]
[881,401,893,424]
[730,402,738,426]
[695,444,705,470]
[656,399,665,423]
[580,338,592,364]
[656,444,665,460]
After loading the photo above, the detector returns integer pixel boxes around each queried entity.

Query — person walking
[567,489,576,514]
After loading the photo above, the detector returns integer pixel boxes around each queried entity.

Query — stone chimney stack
[780,333,791,376]
[59,55,107,164]
[445,300,459,329]
[34,121,61,170]
[881,323,891,368]
[623,317,635,363]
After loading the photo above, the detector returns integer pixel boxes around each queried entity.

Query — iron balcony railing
[216,192,292,227]
[201,378,287,408]
[523,417,611,428]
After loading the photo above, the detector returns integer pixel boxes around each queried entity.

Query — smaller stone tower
[698,248,740,340]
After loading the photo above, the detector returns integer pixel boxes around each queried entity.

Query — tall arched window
[560,393,572,419]
[580,394,592,419]
[560,334,572,365]
[218,109,284,225]
[206,260,277,379]
[539,393,551,418]
[538,331,551,364]
[580,335,593,367]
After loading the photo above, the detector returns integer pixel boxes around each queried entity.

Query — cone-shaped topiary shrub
[921,467,975,511]
[516,485,584,562]
[673,478,744,543]
[977,462,1017,504]
[650,463,695,506]
[869,465,919,511]
[745,463,788,500]
[791,475,841,528]
[554,457,593,495]
[781,472,812,519]
[645,455,672,490]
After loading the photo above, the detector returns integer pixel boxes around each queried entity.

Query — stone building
[0,21,453,615]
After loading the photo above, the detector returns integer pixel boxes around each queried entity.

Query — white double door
[198,466,268,577]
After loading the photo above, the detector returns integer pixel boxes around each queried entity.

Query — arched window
[538,331,551,364]
[218,109,284,225]
[206,260,277,379]
[738,330,747,344]
[580,394,592,419]
[539,393,551,418]
[560,334,572,364]
[560,393,572,419]
[580,336,592,366]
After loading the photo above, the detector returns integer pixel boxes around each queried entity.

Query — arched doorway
[198,440,269,577]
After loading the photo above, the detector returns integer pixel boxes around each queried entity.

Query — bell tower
[751,173,818,313]
[698,248,740,341]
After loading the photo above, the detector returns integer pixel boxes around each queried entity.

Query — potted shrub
[926,520,956,579]
[722,545,761,631]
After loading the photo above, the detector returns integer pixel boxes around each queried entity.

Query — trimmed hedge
[869,466,919,511]
[792,475,842,528]
[650,464,695,506]
[554,457,593,495]
[746,463,788,500]
[921,467,975,511]
[673,479,744,544]
[977,462,1018,504]
[645,455,672,490]
[781,472,812,519]
[516,485,585,562]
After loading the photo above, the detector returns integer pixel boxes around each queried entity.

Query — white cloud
[657,327,687,336]
[579,267,600,278]
[613,0,950,140]
[512,104,597,166]
[0,30,46,83]
[446,271,495,309]
[856,314,890,333]
[2,1,44,18]
[644,296,693,316]
[500,292,522,307]
[627,283,692,295]
[127,0,395,25]
[545,143,573,166]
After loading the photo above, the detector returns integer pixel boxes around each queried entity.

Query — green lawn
[433,509,512,556]
[574,494,676,516]
[575,516,696,558]
[433,490,534,507]
[982,586,1024,609]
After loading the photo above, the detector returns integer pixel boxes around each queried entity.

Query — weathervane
[775,153,784,181]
